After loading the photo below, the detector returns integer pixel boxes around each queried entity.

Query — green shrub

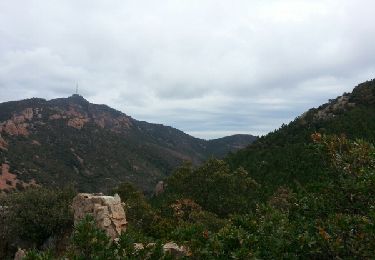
[0,186,75,247]
[166,159,260,217]
[113,182,157,235]
[67,215,166,259]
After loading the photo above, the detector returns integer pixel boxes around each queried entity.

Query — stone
[72,193,127,240]
[14,248,26,260]
[134,243,145,251]
[155,181,165,196]
[163,242,189,258]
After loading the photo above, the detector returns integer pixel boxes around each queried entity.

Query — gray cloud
[0,0,374,139]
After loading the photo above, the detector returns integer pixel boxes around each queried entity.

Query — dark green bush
[0,186,75,247]
[113,182,157,235]
[166,159,260,217]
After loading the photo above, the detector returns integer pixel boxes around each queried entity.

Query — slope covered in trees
[227,79,375,195]
[2,79,375,259]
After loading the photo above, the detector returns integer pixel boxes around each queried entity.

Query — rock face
[0,163,37,191]
[72,193,127,240]
[0,135,8,150]
[312,95,355,121]
[0,108,37,136]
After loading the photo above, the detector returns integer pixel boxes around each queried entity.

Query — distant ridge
[0,94,256,193]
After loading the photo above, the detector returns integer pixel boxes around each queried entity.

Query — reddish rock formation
[0,163,18,190]
[48,105,132,132]
[67,117,89,129]
[93,113,132,131]
[0,163,37,191]
[0,136,8,151]
[0,108,35,136]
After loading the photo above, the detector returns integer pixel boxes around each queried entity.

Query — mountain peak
[67,94,90,104]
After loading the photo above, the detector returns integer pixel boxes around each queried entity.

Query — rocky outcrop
[0,135,8,150]
[154,181,165,196]
[0,108,37,136]
[72,193,128,240]
[313,95,355,121]
[0,163,37,191]
[48,104,132,131]
[0,120,29,136]
[163,242,190,258]
[93,112,132,131]
[67,117,90,129]
[131,242,190,257]
[0,163,18,190]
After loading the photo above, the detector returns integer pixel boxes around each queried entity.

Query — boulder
[14,248,26,260]
[163,242,189,258]
[154,181,165,196]
[72,193,127,239]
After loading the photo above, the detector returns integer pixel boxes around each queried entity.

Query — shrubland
[2,79,375,259]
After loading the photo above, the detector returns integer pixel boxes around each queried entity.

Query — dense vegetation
[1,79,375,259]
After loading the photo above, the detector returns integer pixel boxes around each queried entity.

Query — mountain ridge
[226,78,375,195]
[0,94,256,193]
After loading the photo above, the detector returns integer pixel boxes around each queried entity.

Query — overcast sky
[0,1,374,139]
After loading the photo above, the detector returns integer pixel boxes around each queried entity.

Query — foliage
[113,182,156,234]
[165,159,260,217]
[66,215,166,260]
[24,250,54,260]
[0,186,75,247]
[4,79,375,258]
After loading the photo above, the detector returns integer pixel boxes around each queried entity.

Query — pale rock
[155,181,165,196]
[72,193,127,240]
[134,243,145,251]
[22,108,34,120]
[14,248,26,260]
[163,242,189,258]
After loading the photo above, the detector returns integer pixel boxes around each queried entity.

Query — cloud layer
[1,0,374,139]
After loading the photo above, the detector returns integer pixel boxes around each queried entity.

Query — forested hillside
[2,79,375,259]
[227,79,375,196]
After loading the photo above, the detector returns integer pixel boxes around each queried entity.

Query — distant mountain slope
[206,134,257,157]
[0,94,256,193]
[227,79,375,196]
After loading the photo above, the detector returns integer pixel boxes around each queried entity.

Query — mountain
[0,94,256,193]
[227,78,375,196]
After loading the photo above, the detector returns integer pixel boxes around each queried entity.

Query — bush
[67,215,166,259]
[166,159,260,217]
[0,186,75,247]
[113,182,156,235]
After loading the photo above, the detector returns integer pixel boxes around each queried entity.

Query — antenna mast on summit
[76,83,79,95]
